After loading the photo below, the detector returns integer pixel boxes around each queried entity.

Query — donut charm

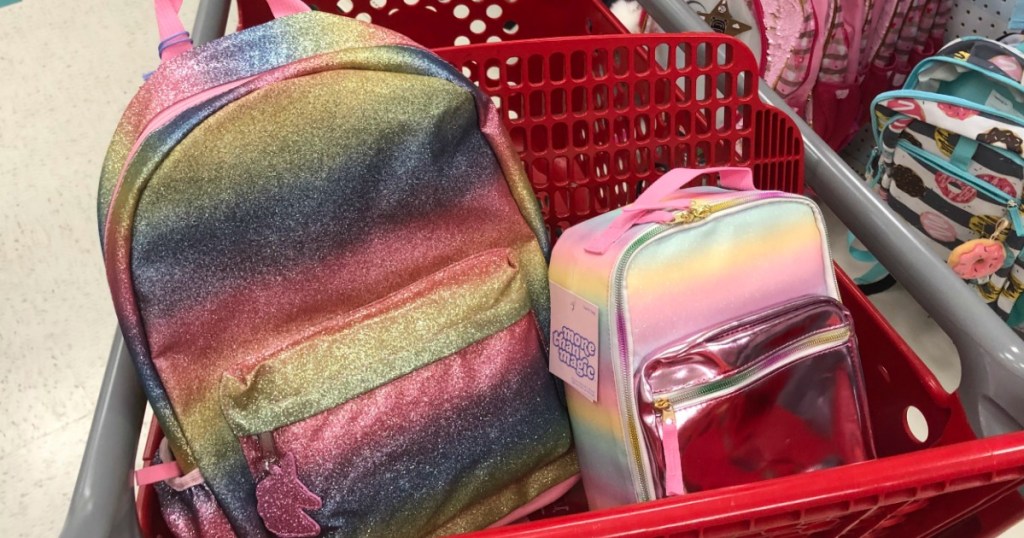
[947,238,1006,279]
[935,172,977,204]
[921,211,957,242]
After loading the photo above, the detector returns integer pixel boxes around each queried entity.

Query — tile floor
[0,1,1021,537]
[1,1,202,535]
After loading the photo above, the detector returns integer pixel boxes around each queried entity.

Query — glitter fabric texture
[237,316,576,537]
[99,11,574,538]
[255,453,323,537]
[152,452,236,538]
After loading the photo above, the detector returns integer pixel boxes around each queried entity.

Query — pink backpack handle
[585,167,757,255]
[154,0,310,62]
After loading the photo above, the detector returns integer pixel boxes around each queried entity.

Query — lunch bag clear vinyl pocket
[636,296,875,498]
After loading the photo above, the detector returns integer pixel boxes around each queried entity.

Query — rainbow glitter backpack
[98,1,577,536]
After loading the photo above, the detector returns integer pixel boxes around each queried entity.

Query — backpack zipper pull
[948,216,1009,280]
[654,398,685,497]
[259,432,279,474]
[672,202,712,224]
[991,217,1012,241]
[254,433,322,537]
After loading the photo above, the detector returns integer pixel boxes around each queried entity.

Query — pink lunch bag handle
[585,167,757,255]
[154,0,310,63]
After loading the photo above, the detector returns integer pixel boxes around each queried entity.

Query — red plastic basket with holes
[135,1,1024,537]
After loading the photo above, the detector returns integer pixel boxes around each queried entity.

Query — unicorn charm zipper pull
[255,433,322,537]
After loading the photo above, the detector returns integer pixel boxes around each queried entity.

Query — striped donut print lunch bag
[870,37,1024,333]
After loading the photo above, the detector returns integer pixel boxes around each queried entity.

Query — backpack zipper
[874,89,1024,130]
[651,325,851,410]
[896,139,1024,234]
[258,432,279,474]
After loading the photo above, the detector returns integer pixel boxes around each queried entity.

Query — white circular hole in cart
[905,405,929,443]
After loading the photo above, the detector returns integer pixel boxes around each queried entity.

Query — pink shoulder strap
[135,461,182,486]
[154,0,191,62]
[154,0,310,63]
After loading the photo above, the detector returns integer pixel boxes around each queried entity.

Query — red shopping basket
[136,2,1024,537]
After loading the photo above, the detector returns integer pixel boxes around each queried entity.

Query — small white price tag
[986,90,1020,117]
[549,283,600,402]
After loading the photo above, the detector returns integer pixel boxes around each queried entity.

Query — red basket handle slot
[585,167,756,254]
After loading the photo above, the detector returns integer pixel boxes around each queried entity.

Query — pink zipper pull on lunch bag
[549,167,874,509]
